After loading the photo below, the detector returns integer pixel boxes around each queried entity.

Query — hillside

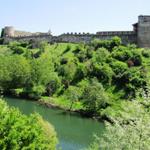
[0,37,150,120]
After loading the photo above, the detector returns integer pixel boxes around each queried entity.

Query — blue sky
[0,0,150,35]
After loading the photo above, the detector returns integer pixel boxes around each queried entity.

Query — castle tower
[137,15,150,48]
[3,26,15,37]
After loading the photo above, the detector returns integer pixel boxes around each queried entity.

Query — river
[4,97,104,150]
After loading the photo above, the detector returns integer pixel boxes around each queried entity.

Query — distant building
[1,15,150,48]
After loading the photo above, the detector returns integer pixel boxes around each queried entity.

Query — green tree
[92,47,110,64]
[28,53,55,98]
[88,100,150,150]
[92,63,114,85]
[91,37,121,51]
[65,86,82,110]
[82,79,109,114]
[59,61,77,88]
[46,72,61,96]
[0,99,57,150]
[8,41,27,54]
[0,55,31,91]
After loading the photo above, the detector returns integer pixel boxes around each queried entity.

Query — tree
[92,63,114,85]
[46,72,61,96]
[27,53,55,98]
[92,47,110,64]
[8,41,27,54]
[88,99,150,150]
[59,61,77,88]
[65,86,81,110]
[91,37,122,51]
[0,99,57,150]
[111,45,132,61]
[0,55,31,91]
[82,79,109,114]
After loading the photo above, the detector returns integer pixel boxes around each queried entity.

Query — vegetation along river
[4,97,104,150]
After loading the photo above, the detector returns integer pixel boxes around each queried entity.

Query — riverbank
[4,94,106,121]
[4,93,139,123]
[38,96,110,122]
[4,97,105,150]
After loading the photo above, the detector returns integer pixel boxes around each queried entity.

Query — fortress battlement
[1,15,150,48]
[96,31,136,35]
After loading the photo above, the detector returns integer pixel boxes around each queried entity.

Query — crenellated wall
[3,31,137,45]
[56,31,137,44]
[2,15,150,47]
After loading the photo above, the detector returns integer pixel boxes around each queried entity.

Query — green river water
[4,97,104,150]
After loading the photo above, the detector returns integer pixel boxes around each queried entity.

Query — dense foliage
[0,99,57,150]
[0,37,150,118]
[88,93,150,150]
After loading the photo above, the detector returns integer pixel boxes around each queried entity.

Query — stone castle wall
[2,15,150,47]
[137,16,150,47]
[58,31,137,44]
[3,31,137,46]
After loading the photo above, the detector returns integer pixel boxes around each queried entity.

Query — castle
[1,15,150,48]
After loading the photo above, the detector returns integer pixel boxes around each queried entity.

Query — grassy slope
[41,43,84,111]
[44,44,150,119]
[1,42,150,120]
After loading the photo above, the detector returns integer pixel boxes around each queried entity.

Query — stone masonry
[1,15,150,48]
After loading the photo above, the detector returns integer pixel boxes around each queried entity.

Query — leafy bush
[92,63,114,84]
[28,85,46,99]
[63,45,71,54]
[88,100,150,150]
[142,49,150,57]
[91,36,121,51]
[81,79,109,114]
[64,86,82,110]
[59,61,77,88]
[130,51,142,66]
[92,47,110,64]
[112,45,142,66]
[111,60,128,75]
[0,99,57,150]
[8,41,27,54]
[111,45,132,61]
[30,54,54,86]
[0,55,31,90]
[71,63,86,83]
[46,73,61,96]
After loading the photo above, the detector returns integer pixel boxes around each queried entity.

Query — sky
[0,0,150,35]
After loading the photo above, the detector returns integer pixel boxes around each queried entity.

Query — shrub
[73,63,87,83]
[92,47,110,64]
[142,49,150,58]
[64,86,82,110]
[46,73,61,96]
[28,85,46,99]
[92,63,114,84]
[60,61,77,88]
[130,51,142,66]
[91,37,122,51]
[0,99,57,150]
[111,46,132,61]
[88,100,150,150]
[8,42,26,54]
[82,79,109,114]
[0,55,31,91]
[91,39,111,50]
[111,60,128,77]
[63,45,71,54]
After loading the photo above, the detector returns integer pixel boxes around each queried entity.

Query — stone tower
[3,26,15,37]
[137,15,150,48]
